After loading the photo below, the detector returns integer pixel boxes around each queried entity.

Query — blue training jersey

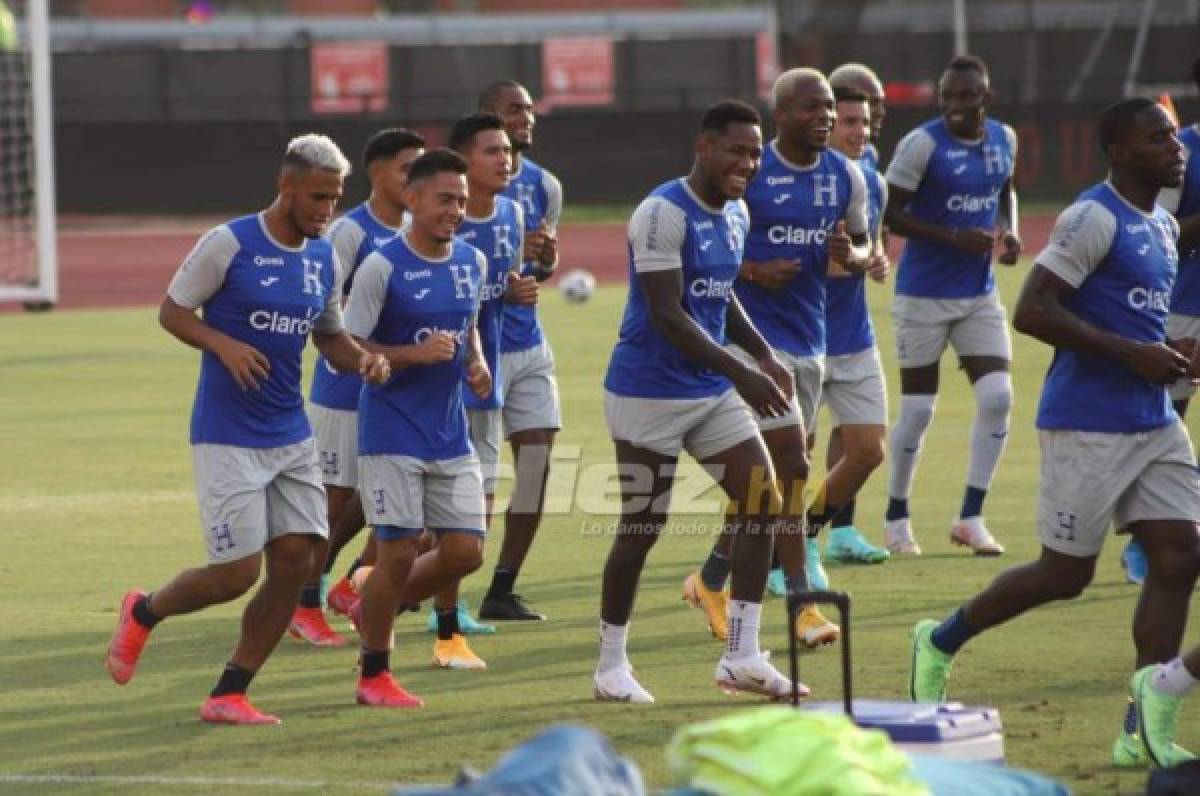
[886,117,1017,299]
[500,157,562,354]
[457,196,523,410]
[310,204,402,411]
[861,142,879,175]
[1035,182,1179,433]
[604,178,749,400]
[825,156,886,356]
[1166,124,1200,316]
[734,141,869,357]
[166,214,344,448]
[344,233,486,460]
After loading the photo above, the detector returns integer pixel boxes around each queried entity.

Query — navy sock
[210,662,254,697]
[299,585,321,609]
[132,594,161,629]
[699,549,731,591]
[436,607,460,640]
[885,498,909,522]
[960,486,987,519]
[487,566,517,599]
[785,569,810,594]
[930,608,977,656]
[1123,699,1137,735]
[830,499,856,530]
[361,649,389,678]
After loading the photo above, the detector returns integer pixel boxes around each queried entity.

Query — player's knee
[845,435,886,473]
[441,537,484,577]
[1149,538,1200,584]
[973,372,1013,418]
[897,394,937,434]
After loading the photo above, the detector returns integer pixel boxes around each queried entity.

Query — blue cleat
[806,537,830,591]
[1122,539,1148,585]
[766,567,788,597]
[825,525,890,564]
[427,600,497,635]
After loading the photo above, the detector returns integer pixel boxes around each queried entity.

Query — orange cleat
[106,589,152,685]
[199,694,281,725]
[288,606,348,647]
[326,577,358,617]
[356,672,424,708]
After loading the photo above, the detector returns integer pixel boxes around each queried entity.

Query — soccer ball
[559,268,596,304]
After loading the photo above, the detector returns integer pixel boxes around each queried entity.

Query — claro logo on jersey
[946,193,1000,213]
[1127,286,1171,312]
[689,277,735,299]
[414,324,468,345]
[480,281,507,302]
[249,306,319,334]
[767,225,827,245]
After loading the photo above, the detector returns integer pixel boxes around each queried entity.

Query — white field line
[0,773,395,791]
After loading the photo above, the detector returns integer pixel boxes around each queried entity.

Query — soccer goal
[0,0,56,307]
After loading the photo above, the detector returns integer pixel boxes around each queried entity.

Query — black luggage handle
[786,589,854,720]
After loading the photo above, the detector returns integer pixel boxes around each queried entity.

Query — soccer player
[816,84,892,564]
[1131,644,1200,768]
[1123,59,1200,585]
[105,134,391,724]
[344,148,491,707]
[683,69,870,649]
[296,127,425,644]
[882,54,1020,556]
[829,62,887,172]
[908,98,1200,768]
[421,112,528,668]
[597,99,801,703]
[476,80,562,621]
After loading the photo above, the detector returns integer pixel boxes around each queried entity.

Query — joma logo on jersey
[1127,286,1171,312]
[414,324,468,345]
[249,307,318,334]
[689,277,734,299]
[946,193,999,213]
[768,225,827,245]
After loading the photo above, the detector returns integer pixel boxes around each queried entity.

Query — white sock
[1152,657,1200,697]
[598,621,630,673]
[966,372,1012,492]
[725,600,762,660]
[888,394,937,501]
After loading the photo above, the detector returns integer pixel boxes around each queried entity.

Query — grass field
[2,262,1199,795]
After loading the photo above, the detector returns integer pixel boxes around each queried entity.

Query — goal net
[0,0,56,306]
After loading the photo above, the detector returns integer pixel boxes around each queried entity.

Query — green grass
[1,264,1197,795]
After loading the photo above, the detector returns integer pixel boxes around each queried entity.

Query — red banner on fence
[311,41,389,114]
[541,37,614,109]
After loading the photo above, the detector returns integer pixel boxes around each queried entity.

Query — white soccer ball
[559,268,596,304]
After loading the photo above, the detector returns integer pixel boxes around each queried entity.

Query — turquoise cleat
[426,600,496,635]
[805,537,830,591]
[766,567,788,597]
[825,526,890,564]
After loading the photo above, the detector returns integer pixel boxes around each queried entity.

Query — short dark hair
[1098,97,1159,157]
[406,148,468,185]
[700,99,761,135]
[833,85,869,104]
[478,79,525,112]
[448,113,507,153]
[363,128,425,169]
[945,54,989,81]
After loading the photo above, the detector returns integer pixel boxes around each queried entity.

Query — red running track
[6,215,1055,312]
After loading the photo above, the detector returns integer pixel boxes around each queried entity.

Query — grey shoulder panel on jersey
[628,195,687,273]
[541,169,563,232]
[843,158,870,236]
[327,216,370,273]
[166,224,240,309]
[885,128,936,193]
[343,251,395,339]
[1035,199,1117,288]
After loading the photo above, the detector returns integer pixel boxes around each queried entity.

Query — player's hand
[867,251,890,283]
[465,357,492,398]
[536,228,558,271]
[1127,341,1191,385]
[524,222,552,264]
[757,352,795,402]
[747,258,801,291]
[215,338,270,391]
[826,220,854,278]
[505,272,539,305]
[1170,337,1200,382]
[950,227,995,256]
[732,364,792,418]
[358,351,391,385]
[997,232,1022,266]
[413,331,457,365]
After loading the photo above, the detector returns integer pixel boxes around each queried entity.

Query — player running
[105,135,390,724]
[907,98,1200,768]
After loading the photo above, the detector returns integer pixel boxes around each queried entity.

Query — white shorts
[358,453,486,535]
[1168,314,1200,402]
[1037,421,1200,557]
[309,404,358,489]
[604,387,759,461]
[728,345,824,433]
[192,439,328,564]
[892,293,1012,369]
[821,347,888,427]
[468,408,502,494]
[501,341,562,437]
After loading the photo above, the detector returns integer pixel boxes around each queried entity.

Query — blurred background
[27,0,1200,212]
